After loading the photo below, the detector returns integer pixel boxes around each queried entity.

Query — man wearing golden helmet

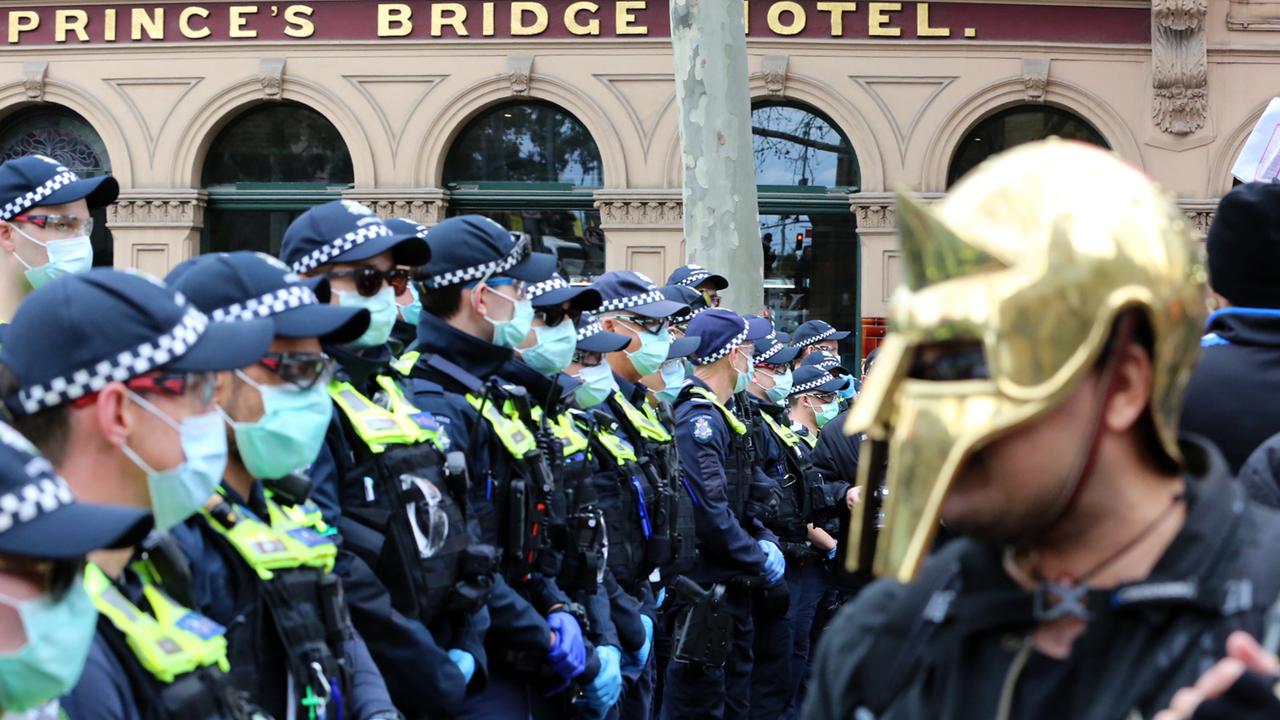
[802,140,1280,720]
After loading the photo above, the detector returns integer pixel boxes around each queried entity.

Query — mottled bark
[669,0,763,314]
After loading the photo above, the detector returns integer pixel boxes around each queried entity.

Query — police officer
[0,154,116,294]
[165,251,399,720]
[274,203,488,718]
[405,215,589,718]
[661,308,783,719]
[665,264,727,312]
[0,422,151,716]
[789,320,850,366]
[805,140,1280,719]
[0,268,274,719]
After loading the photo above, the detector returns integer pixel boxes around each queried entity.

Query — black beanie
[1207,182,1280,308]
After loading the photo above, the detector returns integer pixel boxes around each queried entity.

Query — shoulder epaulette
[409,352,486,394]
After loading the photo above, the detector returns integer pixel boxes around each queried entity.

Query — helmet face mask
[845,140,1206,583]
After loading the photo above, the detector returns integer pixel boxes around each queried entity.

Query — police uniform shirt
[673,377,771,581]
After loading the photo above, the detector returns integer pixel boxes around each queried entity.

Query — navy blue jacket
[168,481,395,720]
[63,569,148,720]
[311,342,488,715]
[672,377,774,584]
[1182,308,1280,473]
[409,312,553,656]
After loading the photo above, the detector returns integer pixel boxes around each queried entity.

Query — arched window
[752,101,859,350]
[444,101,604,282]
[948,106,1109,187]
[202,102,353,255]
[0,106,114,266]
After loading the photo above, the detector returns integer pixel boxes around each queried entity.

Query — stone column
[341,188,451,226]
[851,193,900,322]
[107,190,206,277]
[594,189,684,282]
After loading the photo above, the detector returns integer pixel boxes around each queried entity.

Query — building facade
[0,0,1271,355]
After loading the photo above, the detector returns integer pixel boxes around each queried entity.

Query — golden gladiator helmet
[845,139,1207,583]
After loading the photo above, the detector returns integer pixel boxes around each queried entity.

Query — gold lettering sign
[511,2,549,36]
[431,2,468,36]
[767,1,806,35]
[566,1,601,36]
[378,3,412,37]
[179,6,211,38]
[816,2,857,36]
[867,1,901,37]
[284,5,315,38]
[616,0,647,35]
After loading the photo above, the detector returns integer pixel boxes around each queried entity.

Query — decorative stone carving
[596,199,683,227]
[259,58,285,98]
[1179,198,1217,237]
[1022,58,1050,103]
[853,202,896,230]
[762,55,789,96]
[507,56,533,96]
[342,189,450,226]
[21,62,47,101]
[1151,0,1208,135]
[108,192,206,228]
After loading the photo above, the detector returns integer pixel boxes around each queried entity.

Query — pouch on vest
[669,576,732,668]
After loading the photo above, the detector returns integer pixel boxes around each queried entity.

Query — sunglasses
[10,213,94,236]
[324,267,411,297]
[702,291,722,308]
[754,362,788,374]
[535,306,583,327]
[573,350,605,368]
[69,370,217,409]
[258,352,336,390]
[615,315,669,336]
[808,391,838,403]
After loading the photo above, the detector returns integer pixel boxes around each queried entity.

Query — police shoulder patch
[691,415,715,444]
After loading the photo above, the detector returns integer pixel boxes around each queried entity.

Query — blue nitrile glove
[546,611,587,685]
[577,645,623,718]
[447,648,476,684]
[656,587,666,607]
[826,546,838,561]
[621,614,654,674]
[759,539,785,586]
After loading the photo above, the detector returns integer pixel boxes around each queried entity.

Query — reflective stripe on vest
[688,387,747,436]
[329,380,435,453]
[793,424,818,448]
[594,428,638,465]
[531,406,591,457]
[85,564,230,683]
[200,497,337,581]
[375,374,449,451]
[612,391,672,442]
[466,394,537,458]
[392,350,420,377]
[760,412,804,449]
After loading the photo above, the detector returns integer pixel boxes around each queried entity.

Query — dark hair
[420,283,464,320]
[0,363,71,465]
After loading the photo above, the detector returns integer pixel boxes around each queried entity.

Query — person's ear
[213,370,235,407]
[1103,342,1153,435]
[94,383,133,448]
[600,316,616,332]
[0,221,14,253]
[470,283,488,318]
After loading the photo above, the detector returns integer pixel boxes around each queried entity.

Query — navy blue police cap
[0,422,152,559]
[667,264,728,291]
[666,334,701,361]
[529,272,601,312]
[754,325,801,366]
[686,309,772,366]
[281,200,429,275]
[801,350,850,376]
[592,270,686,319]
[1,269,273,416]
[661,284,709,328]
[791,319,851,349]
[166,251,370,345]
[789,365,845,397]
[0,154,118,221]
[418,215,556,289]
[575,311,631,353]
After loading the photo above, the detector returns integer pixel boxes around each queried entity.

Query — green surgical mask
[575,363,618,408]
[340,286,398,349]
[12,226,93,290]
[521,319,577,376]
[813,398,840,428]
[623,324,671,377]
[655,359,685,404]
[485,287,535,350]
[222,370,334,480]
[0,579,98,711]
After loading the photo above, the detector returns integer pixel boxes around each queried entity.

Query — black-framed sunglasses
[573,350,605,368]
[616,314,669,335]
[10,213,94,236]
[258,352,337,389]
[535,306,583,327]
[324,267,411,297]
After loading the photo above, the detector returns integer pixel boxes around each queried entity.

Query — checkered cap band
[693,318,750,366]
[17,306,209,414]
[676,270,711,288]
[423,235,531,289]
[599,289,664,314]
[796,326,836,348]
[291,223,395,274]
[792,373,837,395]
[577,320,605,342]
[210,285,317,323]
[814,356,839,371]
[758,338,787,363]
[0,474,75,535]
[1,165,81,221]
[529,275,569,302]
